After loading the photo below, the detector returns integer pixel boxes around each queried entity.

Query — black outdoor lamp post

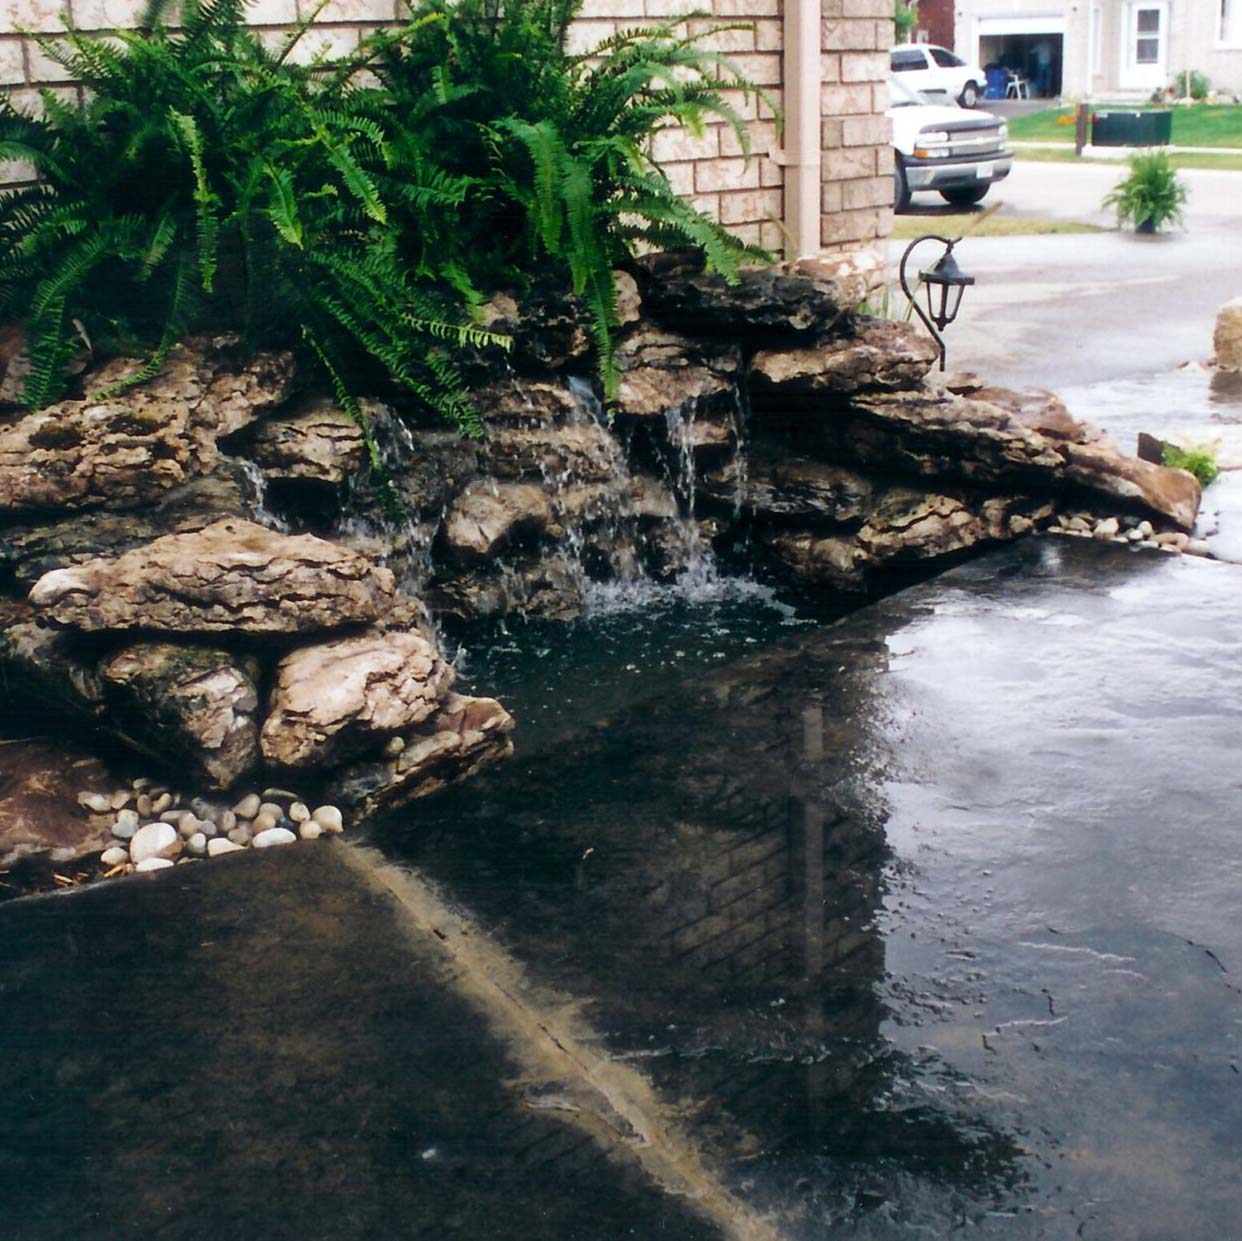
[897,234,974,371]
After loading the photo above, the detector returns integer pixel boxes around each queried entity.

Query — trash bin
[1091,110,1173,146]
[984,66,1007,100]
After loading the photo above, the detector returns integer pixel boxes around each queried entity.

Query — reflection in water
[377,611,1025,1234]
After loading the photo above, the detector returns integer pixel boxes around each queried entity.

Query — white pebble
[100,846,129,867]
[299,821,324,840]
[151,792,173,815]
[136,793,153,818]
[78,792,112,814]
[190,797,212,819]
[258,802,284,822]
[1136,520,1154,538]
[131,776,154,791]
[383,736,406,757]
[109,789,132,811]
[135,857,175,873]
[208,837,245,857]
[312,805,343,834]
[262,788,299,803]
[130,822,182,866]
[253,827,297,849]
[228,826,253,846]
[112,809,140,840]
[185,832,208,856]
[1186,539,1211,557]
[290,802,311,823]
[178,815,201,839]
[199,819,219,838]
[251,811,279,834]
[233,794,261,819]
[218,810,237,833]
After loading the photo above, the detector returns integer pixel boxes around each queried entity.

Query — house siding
[0,0,896,260]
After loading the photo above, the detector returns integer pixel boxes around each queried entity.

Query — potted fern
[1103,151,1188,234]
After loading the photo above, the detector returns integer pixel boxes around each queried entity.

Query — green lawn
[892,213,1104,238]
[1007,103,1242,148]
[1014,145,1242,172]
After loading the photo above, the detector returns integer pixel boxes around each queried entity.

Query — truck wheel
[958,81,980,108]
[940,185,989,207]
[894,158,912,212]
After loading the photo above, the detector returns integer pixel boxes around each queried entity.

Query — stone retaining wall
[0,0,893,258]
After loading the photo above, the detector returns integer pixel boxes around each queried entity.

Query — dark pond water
[4,537,1241,1241]
[380,537,1242,1239]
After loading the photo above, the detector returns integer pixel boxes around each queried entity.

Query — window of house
[930,47,965,67]
[892,49,929,70]
[1223,0,1242,45]
[1135,7,1161,63]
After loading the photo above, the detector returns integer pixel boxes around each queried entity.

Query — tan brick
[1,0,66,35]
[689,192,721,220]
[821,0,844,17]
[719,118,776,157]
[578,0,645,16]
[644,0,700,15]
[841,49,888,82]
[0,37,25,86]
[301,0,391,19]
[565,20,616,54]
[694,155,760,193]
[871,80,891,111]
[661,160,697,196]
[718,186,782,225]
[843,174,892,209]
[821,205,884,244]
[876,144,895,174]
[245,0,301,21]
[23,33,81,84]
[759,218,786,254]
[688,19,754,52]
[820,180,843,213]
[842,113,890,146]
[843,0,893,16]
[760,155,783,188]
[875,19,894,50]
[56,0,146,32]
[820,83,872,115]
[754,18,782,51]
[712,0,780,14]
[283,25,361,64]
[2,83,75,117]
[821,116,844,148]
[725,52,781,87]
[650,126,719,163]
[823,146,876,179]
[819,52,841,83]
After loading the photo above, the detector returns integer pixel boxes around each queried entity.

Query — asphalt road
[888,158,1242,389]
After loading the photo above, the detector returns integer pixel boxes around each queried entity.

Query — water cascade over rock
[0,256,1203,867]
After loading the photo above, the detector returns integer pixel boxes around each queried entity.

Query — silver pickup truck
[887,76,1013,212]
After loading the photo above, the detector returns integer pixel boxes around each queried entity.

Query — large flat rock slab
[27,519,396,635]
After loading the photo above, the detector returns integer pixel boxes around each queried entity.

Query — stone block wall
[0,0,892,257]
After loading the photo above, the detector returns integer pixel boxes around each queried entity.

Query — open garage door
[976,16,1066,100]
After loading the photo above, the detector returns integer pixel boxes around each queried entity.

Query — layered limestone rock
[765,489,1054,589]
[0,599,104,720]
[0,337,293,516]
[749,320,939,398]
[99,643,262,789]
[1214,296,1242,372]
[702,448,874,523]
[261,629,455,769]
[482,420,624,483]
[614,326,741,420]
[634,255,849,338]
[442,482,554,564]
[247,397,368,484]
[794,385,1200,530]
[325,692,515,818]
[28,518,396,634]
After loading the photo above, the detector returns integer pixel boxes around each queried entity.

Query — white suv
[891,42,987,108]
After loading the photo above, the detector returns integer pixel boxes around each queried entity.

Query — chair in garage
[1005,71,1030,98]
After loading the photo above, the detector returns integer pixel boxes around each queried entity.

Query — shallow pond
[384,537,1242,1239]
[3,539,1241,1241]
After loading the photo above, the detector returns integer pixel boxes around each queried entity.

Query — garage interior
[979,32,1064,98]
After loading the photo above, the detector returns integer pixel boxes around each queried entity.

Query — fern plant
[1102,151,1188,234]
[0,0,498,448]
[364,0,774,395]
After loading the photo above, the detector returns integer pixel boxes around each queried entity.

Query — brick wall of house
[0,0,892,257]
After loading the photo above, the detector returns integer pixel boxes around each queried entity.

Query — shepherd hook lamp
[898,234,974,371]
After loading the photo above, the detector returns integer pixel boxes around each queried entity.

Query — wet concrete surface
[4,538,1242,1239]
